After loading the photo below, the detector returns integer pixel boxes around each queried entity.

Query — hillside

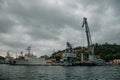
[51,43,120,62]
[94,43,120,62]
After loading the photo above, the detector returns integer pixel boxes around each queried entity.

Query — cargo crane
[81,17,95,61]
[63,42,76,65]
[66,42,72,53]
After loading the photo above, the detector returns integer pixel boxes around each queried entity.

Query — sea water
[0,64,120,80]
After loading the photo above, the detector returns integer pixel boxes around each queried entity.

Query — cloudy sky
[0,0,120,57]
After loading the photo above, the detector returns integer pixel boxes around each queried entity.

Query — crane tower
[81,17,95,61]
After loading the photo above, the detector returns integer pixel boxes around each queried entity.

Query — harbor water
[0,64,120,80]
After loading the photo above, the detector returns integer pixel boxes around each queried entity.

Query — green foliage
[55,56,61,61]
[94,43,120,62]
[0,56,5,59]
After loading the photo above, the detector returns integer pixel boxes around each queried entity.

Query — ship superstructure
[63,42,76,65]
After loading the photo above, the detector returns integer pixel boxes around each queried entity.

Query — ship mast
[26,46,31,56]
[81,17,94,61]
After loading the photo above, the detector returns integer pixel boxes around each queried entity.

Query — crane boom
[66,42,72,52]
[82,17,94,61]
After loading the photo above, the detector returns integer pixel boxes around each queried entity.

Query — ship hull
[9,56,47,66]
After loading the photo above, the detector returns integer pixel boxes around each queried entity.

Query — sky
[0,0,120,57]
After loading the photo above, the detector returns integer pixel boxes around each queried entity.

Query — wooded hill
[94,43,120,62]
[51,43,120,62]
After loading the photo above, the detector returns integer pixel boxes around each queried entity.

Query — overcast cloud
[0,0,120,57]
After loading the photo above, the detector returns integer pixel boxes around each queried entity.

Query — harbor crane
[66,42,72,52]
[81,17,95,61]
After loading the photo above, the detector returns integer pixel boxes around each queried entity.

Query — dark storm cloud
[1,0,80,40]
[0,17,14,33]
[0,0,120,56]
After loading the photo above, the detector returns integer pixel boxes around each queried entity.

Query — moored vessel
[9,46,47,66]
